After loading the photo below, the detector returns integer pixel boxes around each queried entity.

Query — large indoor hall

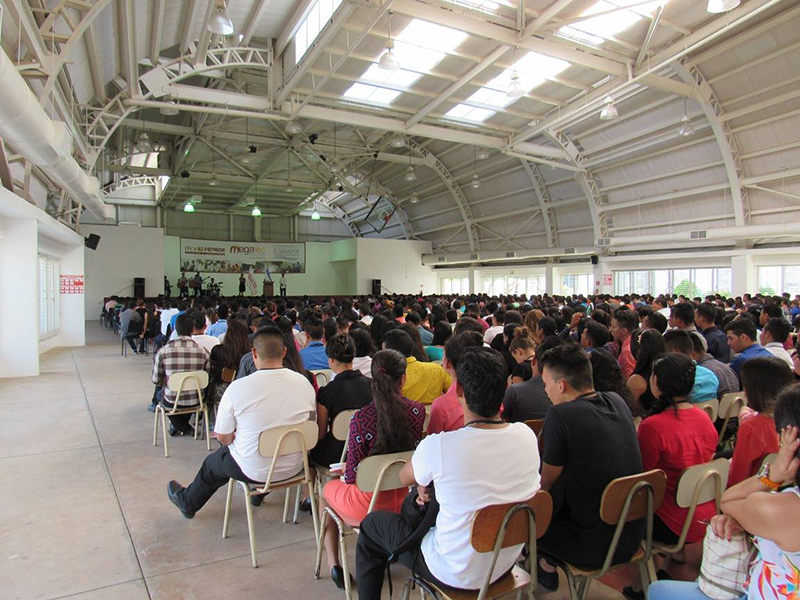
[1,0,800,599]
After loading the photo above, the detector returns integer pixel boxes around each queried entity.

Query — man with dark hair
[483,308,506,344]
[663,330,719,403]
[696,302,730,363]
[151,312,210,435]
[358,303,373,326]
[167,328,315,518]
[355,348,540,597]
[652,297,670,318]
[536,344,643,589]
[581,319,610,351]
[503,336,564,422]
[207,304,229,338]
[406,310,433,345]
[642,311,668,334]
[690,333,739,398]
[610,309,638,379]
[670,302,708,352]
[299,316,328,370]
[190,309,220,354]
[453,316,484,336]
[383,329,451,404]
[760,303,784,328]
[725,318,772,384]
[761,317,793,369]
[427,331,484,434]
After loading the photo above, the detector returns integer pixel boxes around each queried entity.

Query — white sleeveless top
[747,486,800,599]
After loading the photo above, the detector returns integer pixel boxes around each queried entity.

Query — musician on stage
[191,272,203,297]
[177,272,188,298]
[209,278,220,299]
[164,276,171,298]
[238,273,246,296]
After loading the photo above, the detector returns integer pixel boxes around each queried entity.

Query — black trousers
[157,389,194,432]
[356,511,447,600]
[176,446,261,513]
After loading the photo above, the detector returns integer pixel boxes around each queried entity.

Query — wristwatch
[756,463,781,491]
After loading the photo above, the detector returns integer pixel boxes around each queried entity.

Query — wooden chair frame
[221,421,319,568]
[718,393,746,446]
[314,451,413,600]
[153,371,210,458]
[401,491,554,600]
[542,469,667,600]
[653,458,729,557]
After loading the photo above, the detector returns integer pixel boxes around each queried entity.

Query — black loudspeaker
[372,279,382,296]
[85,233,101,250]
[591,255,599,265]
[134,277,145,298]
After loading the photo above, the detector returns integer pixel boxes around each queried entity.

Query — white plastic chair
[311,369,334,388]
[153,371,210,458]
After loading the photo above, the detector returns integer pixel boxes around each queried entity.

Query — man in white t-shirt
[188,310,220,354]
[482,308,505,345]
[167,327,315,518]
[355,347,541,595]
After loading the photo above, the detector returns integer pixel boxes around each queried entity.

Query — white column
[0,218,39,377]
[593,258,613,295]
[57,243,86,348]
[546,264,561,295]
[731,254,756,297]
[468,266,475,294]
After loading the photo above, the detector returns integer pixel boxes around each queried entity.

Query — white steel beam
[519,0,580,40]
[520,159,558,247]
[242,0,275,45]
[180,0,200,53]
[118,0,139,98]
[150,0,166,67]
[194,0,218,66]
[275,0,319,57]
[84,24,106,103]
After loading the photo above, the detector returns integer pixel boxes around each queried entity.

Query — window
[39,255,60,338]
[342,83,401,105]
[613,268,732,296]
[557,0,664,47]
[758,265,800,296]
[480,274,546,296]
[441,277,470,294]
[562,274,591,296]
[295,0,343,64]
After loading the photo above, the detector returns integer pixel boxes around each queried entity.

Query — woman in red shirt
[728,356,793,487]
[630,353,718,595]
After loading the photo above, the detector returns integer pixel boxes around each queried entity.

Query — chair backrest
[258,420,319,458]
[524,419,545,437]
[675,458,729,509]
[423,405,432,433]
[719,393,746,420]
[167,371,209,404]
[471,491,553,553]
[600,469,668,525]
[331,409,356,441]
[695,398,719,422]
[221,367,237,383]
[355,451,414,494]
[311,369,333,387]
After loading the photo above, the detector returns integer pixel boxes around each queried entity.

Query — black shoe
[250,491,269,507]
[299,498,312,513]
[168,424,181,437]
[182,425,196,437]
[657,569,673,581]
[536,562,559,592]
[167,480,195,519]
[331,566,354,590]
[622,587,645,600]
[147,402,157,412]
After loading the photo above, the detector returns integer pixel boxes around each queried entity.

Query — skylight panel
[557,0,664,46]
[445,104,497,122]
[343,83,401,105]
[440,0,503,15]
[469,87,512,109]
[388,19,469,74]
[361,64,421,88]
[295,0,343,64]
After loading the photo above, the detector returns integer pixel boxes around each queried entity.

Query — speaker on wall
[372,279,382,296]
[134,277,145,298]
[591,255,599,265]
[85,233,101,250]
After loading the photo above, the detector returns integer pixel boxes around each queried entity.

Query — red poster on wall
[603,273,612,286]
[60,275,84,294]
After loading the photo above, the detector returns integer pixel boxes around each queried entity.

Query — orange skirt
[323,479,408,527]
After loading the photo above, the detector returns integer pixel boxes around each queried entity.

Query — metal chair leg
[242,483,258,568]
[282,487,291,523]
[340,526,353,600]
[293,484,302,524]
[153,409,159,446]
[314,509,330,579]
[161,411,169,457]
[204,407,211,450]
[222,479,234,538]
[308,480,320,545]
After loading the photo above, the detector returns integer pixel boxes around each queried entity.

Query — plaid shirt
[152,337,210,406]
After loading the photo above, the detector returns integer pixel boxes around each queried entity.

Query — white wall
[355,239,435,295]
[83,224,165,316]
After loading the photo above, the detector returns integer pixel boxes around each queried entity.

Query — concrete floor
[2,325,633,600]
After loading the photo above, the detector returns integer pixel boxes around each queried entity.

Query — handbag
[698,524,755,600]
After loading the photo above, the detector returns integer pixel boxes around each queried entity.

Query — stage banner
[180,238,306,274]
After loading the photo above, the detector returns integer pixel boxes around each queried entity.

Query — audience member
[696,303,730,363]
[663,330,719,403]
[167,328,315,518]
[689,333,739,399]
[428,331,484,434]
[669,303,708,352]
[627,329,667,413]
[399,323,431,363]
[503,336,564,423]
[580,319,611,352]
[356,347,541,596]
[483,308,505,344]
[761,317,793,369]
[537,344,643,589]
[120,301,143,354]
[725,318,772,384]
[208,319,250,405]
[382,330,451,405]
[590,348,635,415]
[299,316,329,370]
[349,328,375,378]
[425,321,452,362]
[207,304,229,338]
[508,326,537,383]
[190,309,220,354]
[610,309,639,379]
[642,311,668,334]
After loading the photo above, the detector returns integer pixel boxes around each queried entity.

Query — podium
[262,281,274,296]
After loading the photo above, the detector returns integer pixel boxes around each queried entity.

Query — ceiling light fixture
[160,99,180,116]
[707,0,740,13]
[599,95,619,120]
[404,166,416,182]
[409,193,420,204]
[390,135,405,148]
[208,1,234,36]
[477,148,490,160]
[679,99,694,137]
[311,209,321,221]
[286,120,302,136]
[251,205,261,217]
[379,11,399,71]
[507,72,525,99]
[470,174,481,189]
[183,202,195,212]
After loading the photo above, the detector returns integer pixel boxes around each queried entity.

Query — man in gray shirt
[119,301,142,354]
[690,333,739,398]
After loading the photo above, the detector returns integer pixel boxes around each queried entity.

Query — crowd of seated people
[101,288,800,598]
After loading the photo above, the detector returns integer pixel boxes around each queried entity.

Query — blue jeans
[649,581,746,600]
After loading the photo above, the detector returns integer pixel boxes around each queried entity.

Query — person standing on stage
[280,271,287,297]
[164,276,171,298]
[192,272,203,297]
[238,273,246,296]
[177,272,188,298]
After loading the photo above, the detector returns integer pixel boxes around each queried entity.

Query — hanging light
[183,202,195,212]
[470,146,481,189]
[330,161,340,173]
[251,205,261,217]
[208,1,234,35]
[470,174,481,189]
[404,165,416,182]
[707,0,740,12]
[208,175,220,186]
[679,115,695,137]
[286,120,302,135]
[160,99,180,116]
[241,154,251,164]
[507,72,525,99]
[599,96,619,121]
[379,12,399,71]
[311,210,321,221]
[390,135,406,148]
[409,193,420,204]
[476,148,490,160]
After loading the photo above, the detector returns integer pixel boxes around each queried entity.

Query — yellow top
[402,357,452,405]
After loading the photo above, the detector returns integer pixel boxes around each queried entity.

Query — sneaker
[133,350,139,355]
[536,561,559,592]
[298,498,312,513]
[147,402,157,412]
[167,480,195,519]
[168,424,182,437]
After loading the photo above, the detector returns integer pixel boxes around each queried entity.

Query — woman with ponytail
[508,326,536,383]
[626,353,719,597]
[318,349,425,589]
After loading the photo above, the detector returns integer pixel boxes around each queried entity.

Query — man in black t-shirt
[536,344,643,589]
[502,336,564,422]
